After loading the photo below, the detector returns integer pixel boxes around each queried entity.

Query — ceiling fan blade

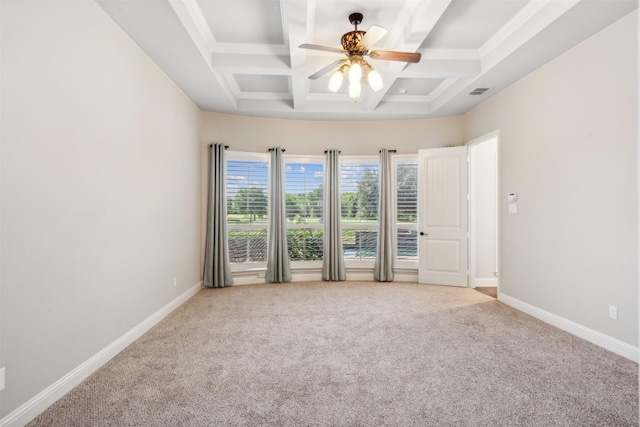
[368,50,421,63]
[308,59,347,80]
[360,25,388,50]
[299,43,346,54]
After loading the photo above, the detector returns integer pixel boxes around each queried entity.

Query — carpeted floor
[475,286,497,298]
[29,282,638,426]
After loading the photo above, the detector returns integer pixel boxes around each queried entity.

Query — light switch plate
[508,203,518,213]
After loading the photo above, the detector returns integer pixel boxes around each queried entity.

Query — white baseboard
[473,278,497,287]
[499,293,639,362]
[232,270,419,286]
[0,282,202,427]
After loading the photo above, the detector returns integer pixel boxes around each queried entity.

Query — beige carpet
[475,286,497,298]
[29,282,637,426]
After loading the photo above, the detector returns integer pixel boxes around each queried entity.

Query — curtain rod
[208,144,229,149]
[324,150,341,154]
[267,148,285,152]
[380,149,397,153]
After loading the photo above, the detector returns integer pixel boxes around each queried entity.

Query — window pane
[226,158,269,264]
[341,163,379,221]
[227,159,269,225]
[228,229,267,263]
[341,162,379,259]
[285,163,324,224]
[342,229,377,260]
[284,161,324,262]
[397,228,418,261]
[287,229,323,261]
[396,162,418,262]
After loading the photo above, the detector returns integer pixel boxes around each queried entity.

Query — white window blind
[340,160,379,260]
[284,161,324,262]
[395,159,418,264]
[226,156,269,264]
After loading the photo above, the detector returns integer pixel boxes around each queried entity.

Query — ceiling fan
[299,12,421,98]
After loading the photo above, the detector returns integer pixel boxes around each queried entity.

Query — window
[223,151,418,272]
[284,159,324,262]
[394,157,418,266]
[226,153,269,266]
[340,158,379,261]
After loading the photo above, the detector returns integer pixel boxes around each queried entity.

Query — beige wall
[1,0,202,416]
[200,112,465,155]
[198,113,466,280]
[464,11,638,345]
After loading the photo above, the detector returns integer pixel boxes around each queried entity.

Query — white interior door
[418,147,468,287]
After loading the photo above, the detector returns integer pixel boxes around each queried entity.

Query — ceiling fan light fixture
[368,69,383,92]
[348,60,362,84]
[328,69,344,92]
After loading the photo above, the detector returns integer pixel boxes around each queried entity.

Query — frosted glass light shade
[368,69,383,92]
[349,81,361,99]
[328,70,344,92]
[348,62,362,84]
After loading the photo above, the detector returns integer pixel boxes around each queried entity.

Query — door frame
[467,130,500,294]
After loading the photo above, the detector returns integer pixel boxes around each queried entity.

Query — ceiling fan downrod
[349,12,363,30]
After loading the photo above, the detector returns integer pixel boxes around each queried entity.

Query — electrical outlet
[609,306,618,320]
[173,277,177,287]
[258,272,266,278]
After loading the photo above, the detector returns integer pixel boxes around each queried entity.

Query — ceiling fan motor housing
[341,31,367,54]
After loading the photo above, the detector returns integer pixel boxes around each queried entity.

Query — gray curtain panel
[203,144,233,288]
[266,147,292,282]
[322,149,346,281]
[374,149,394,281]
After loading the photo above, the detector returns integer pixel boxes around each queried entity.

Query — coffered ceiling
[97,0,636,121]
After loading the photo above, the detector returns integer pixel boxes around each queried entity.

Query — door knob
[420,232,428,236]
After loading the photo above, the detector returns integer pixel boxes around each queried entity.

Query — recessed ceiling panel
[388,78,444,97]
[235,75,289,93]
[421,0,529,50]
[199,1,284,44]
[309,77,332,94]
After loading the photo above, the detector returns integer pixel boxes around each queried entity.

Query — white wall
[464,11,638,346]
[1,0,201,417]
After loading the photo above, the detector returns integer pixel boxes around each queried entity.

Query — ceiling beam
[428,0,580,114]
[281,0,314,110]
[362,0,453,112]
[168,0,238,110]
[211,54,291,75]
